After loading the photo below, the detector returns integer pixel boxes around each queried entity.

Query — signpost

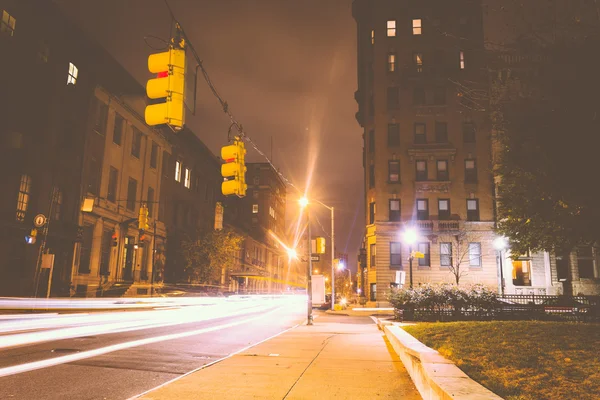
[34,214,46,228]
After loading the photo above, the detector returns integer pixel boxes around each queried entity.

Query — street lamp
[403,228,418,288]
[493,236,508,296]
[299,196,313,325]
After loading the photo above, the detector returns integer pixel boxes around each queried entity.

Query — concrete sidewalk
[135,312,421,400]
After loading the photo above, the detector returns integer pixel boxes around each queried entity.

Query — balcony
[414,220,462,232]
[414,180,451,193]
[408,145,456,161]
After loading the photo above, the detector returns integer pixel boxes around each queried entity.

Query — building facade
[353,0,498,304]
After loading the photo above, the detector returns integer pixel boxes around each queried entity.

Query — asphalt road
[0,297,306,400]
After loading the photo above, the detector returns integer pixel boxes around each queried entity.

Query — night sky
[54,0,363,271]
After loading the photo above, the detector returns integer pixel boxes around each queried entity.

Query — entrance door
[122,236,135,281]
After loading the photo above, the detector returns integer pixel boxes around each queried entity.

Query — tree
[181,228,244,285]
[439,229,483,286]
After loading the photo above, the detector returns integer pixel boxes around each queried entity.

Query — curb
[376,318,503,400]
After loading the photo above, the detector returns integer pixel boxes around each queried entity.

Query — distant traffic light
[111,231,118,247]
[221,136,247,197]
[138,204,149,231]
[25,228,37,245]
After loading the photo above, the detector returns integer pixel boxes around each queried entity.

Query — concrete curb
[377,318,503,400]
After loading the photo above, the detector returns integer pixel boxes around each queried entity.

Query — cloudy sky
[55,0,364,271]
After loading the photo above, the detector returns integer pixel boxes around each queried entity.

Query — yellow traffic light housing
[138,204,149,231]
[145,47,186,130]
[221,137,247,197]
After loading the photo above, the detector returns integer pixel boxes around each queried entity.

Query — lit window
[252,204,259,214]
[418,242,430,266]
[469,243,481,267]
[269,206,276,218]
[416,160,427,181]
[52,186,63,220]
[459,51,465,70]
[184,168,191,189]
[67,62,78,85]
[467,199,480,221]
[438,199,450,220]
[1,10,16,37]
[371,29,375,45]
[175,161,182,182]
[416,199,429,220]
[414,52,423,72]
[390,242,402,266]
[16,174,32,222]
[440,243,452,266]
[387,20,396,37]
[465,159,477,183]
[437,160,448,181]
[389,199,400,222]
[413,19,422,35]
[388,160,400,183]
[388,53,396,72]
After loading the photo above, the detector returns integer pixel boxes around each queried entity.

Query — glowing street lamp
[299,196,309,208]
[287,248,298,260]
[403,228,418,288]
[493,236,508,295]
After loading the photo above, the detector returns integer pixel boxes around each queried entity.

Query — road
[0,296,307,400]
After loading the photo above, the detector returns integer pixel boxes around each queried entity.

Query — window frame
[413,52,423,73]
[389,199,401,222]
[440,242,452,266]
[67,62,78,85]
[388,160,400,183]
[126,177,137,211]
[438,199,450,220]
[107,166,118,203]
[131,128,142,159]
[184,168,191,189]
[369,164,375,188]
[390,242,402,266]
[469,242,482,267]
[418,242,430,267]
[387,123,400,146]
[113,114,123,145]
[388,53,396,72]
[459,50,465,70]
[370,243,376,268]
[416,160,428,181]
[414,123,426,144]
[416,199,429,220]
[436,159,449,181]
[465,159,477,183]
[150,141,158,169]
[369,202,376,225]
[435,121,448,143]
[412,18,422,35]
[1,10,16,36]
[175,160,182,182]
[16,174,32,222]
[387,20,396,37]
[466,199,480,221]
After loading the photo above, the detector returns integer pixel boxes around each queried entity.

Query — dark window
[162,151,170,178]
[369,202,376,224]
[88,157,100,195]
[99,230,111,276]
[413,87,425,105]
[127,177,137,211]
[437,160,449,181]
[370,243,376,268]
[93,99,108,135]
[433,87,446,105]
[577,246,595,279]
[369,95,375,117]
[416,160,427,181]
[113,114,123,145]
[390,242,402,266]
[469,243,482,267]
[78,225,94,273]
[387,124,400,146]
[465,159,477,183]
[463,121,476,143]
[438,199,450,220]
[389,199,401,222]
[555,253,570,281]
[107,167,118,203]
[413,52,423,73]
[440,243,452,266]
[131,128,142,158]
[414,123,426,144]
[467,199,480,221]
[435,122,448,143]
[369,165,375,188]
[417,199,429,220]
[388,160,400,183]
[147,187,155,218]
[150,141,158,169]
[387,87,399,109]
[418,242,430,266]
[368,130,375,154]
[433,49,444,72]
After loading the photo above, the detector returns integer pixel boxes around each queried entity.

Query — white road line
[0,306,285,378]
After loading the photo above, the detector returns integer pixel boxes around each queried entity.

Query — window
[99,230,111,277]
[370,283,376,301]
[467,199,480,221]
[388,53,396,72]
[412,18,422,35]
[389,199,400,222]
[162,151,170,178]
[78,225,94,273]
[147,187,154,218]
[437,160,449,181]
[414,123,426,144]
[131,128,142,158]
[469,243,481,267]
[413,52,423,73]
[413,87,425,105]
[107,167,118,203]
[252,204,259,214]
[52,186,63,220]
[416,160,427,181]
[577,246,595,279]
[416,199,429,220]
[434,87,446,105]
[93,100,108,135]
[369,165,375,188]
[150,141,158,169]
[512,258,531,286]
[175,161,182,182]
[435,122,448,143]
[463,120,476,143]
[418,243,430,266]
[369,202,376,224]
[440,243,452,266]
[438,199,450,220]
[1,10,16,36]
[269,206,276,219]
[368,130,375,154]
[387,87,399,109]
[253,190,259,199]
[16,174,31,222]
[88,157,100,195]
[387,123,400,146]
[465,159,477,183]
[459,51,465,70]
[184,168,191,189]
[113,114,123,145]
[67,62,78,85]
[388,160,400,183]
[555,253,570,281]
[127,177,137,211]
[390,242,402,266]
[370,243,376,267]
[387,20,396,37]
[371,29,375,44]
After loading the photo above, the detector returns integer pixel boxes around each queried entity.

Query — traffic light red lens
[157,71,168,78]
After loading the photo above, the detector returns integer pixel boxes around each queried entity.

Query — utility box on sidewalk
[311,274,326,307]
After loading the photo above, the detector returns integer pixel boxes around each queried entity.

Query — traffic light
[111,231,118,247]
[138,204,149,231]
[315,237,326,254]
[25,229,37,245]
[139,230,147,248]
[144,46,186,130]
[221,136,247,197]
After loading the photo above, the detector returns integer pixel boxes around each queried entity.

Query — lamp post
[493,237,508,296]
[403,228,417,289]
[299,196,313,325]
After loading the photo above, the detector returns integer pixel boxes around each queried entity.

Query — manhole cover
[51,348,80,353]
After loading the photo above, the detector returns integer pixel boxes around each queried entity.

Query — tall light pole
[311,200,335,310]
[493,237,508,296]
[403,228,417,289]
[299,196,313,325]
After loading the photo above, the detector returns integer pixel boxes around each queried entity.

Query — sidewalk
[135,312,421,400]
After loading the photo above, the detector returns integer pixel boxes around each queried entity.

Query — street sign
[411,251,425,259]
[33,214,47,228]
[311,255,320,262]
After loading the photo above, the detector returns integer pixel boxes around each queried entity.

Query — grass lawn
[403,321,600,400]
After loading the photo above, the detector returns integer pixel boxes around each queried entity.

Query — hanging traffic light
[111,231,118,247]
[139,229,147,248]
[138,204,149,231]
[25,228,37,245]
[144,44,186,130]
[221,136,247,197]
